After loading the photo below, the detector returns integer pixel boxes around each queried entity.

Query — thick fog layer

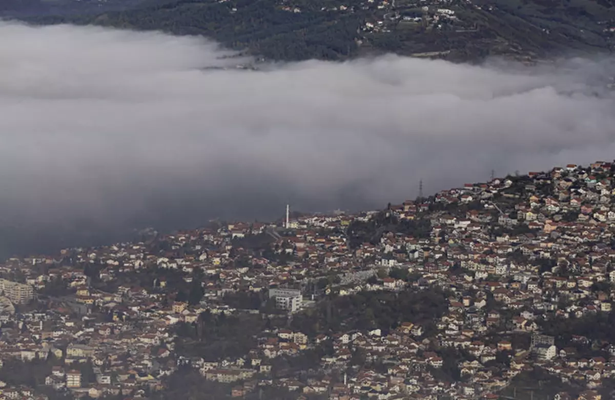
[0,21,615,255]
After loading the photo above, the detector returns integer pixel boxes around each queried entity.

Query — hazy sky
[0,21,615,253]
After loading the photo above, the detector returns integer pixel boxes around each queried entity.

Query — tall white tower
[286,204,290,229]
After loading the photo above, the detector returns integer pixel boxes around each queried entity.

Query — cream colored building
[0,279,34,304]
[66,370,82,388]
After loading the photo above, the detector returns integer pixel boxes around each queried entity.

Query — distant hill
[0,0,153,17]
[15,0,615,62]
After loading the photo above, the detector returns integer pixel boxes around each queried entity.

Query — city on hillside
[1,161,615,399]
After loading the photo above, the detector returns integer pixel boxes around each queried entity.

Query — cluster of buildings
[0,161,614,399]
[276,0,475,37]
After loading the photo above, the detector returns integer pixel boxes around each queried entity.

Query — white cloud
[0,21,614,250]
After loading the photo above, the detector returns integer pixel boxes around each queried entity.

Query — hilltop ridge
[18,0,615,62]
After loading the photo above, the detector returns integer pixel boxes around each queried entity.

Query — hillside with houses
[0,161,615,399]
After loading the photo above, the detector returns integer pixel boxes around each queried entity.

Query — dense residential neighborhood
[3,161,615,399]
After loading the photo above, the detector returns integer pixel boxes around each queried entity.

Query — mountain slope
[14,0,615,62]
[0,0,156,17]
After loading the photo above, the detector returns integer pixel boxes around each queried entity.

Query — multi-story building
[172,301,187,314]
[66,344,95,359]
[204,369,254,383]
[534,344,557,361]
[66,370,82,388]
[0,279,34,304]
[269,288,303,313]
[531,334,555,349]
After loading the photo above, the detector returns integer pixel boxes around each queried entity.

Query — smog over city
[0,21,615,255]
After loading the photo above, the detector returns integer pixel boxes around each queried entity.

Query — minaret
[286,204,290,229]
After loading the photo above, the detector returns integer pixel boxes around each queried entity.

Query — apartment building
[0,279,34,304]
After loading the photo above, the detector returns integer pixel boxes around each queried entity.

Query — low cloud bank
[0,21,614,254]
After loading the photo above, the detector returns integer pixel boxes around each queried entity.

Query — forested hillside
[0,0,150,16]
[20,0,615,62]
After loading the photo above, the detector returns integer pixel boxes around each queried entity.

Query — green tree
[389,267,409,281]
[188,281,204,305]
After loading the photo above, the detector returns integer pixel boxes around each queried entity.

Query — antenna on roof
[491,169,495,181]
[419,179,423,199]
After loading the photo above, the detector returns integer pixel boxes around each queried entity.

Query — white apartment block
[0,279,34,304]
[269,288,303,313]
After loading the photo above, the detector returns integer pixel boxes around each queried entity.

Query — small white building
[269,288,303,313]
[534,344,557,361]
